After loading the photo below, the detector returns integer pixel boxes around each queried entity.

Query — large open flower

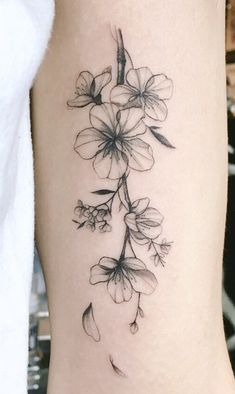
[125,198,163,244]
[67,67,112,108]
[111,67,173,121]
[90,256,157,303]
[74,103,154,179]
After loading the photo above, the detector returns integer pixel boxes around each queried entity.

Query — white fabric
[0,1,54,393]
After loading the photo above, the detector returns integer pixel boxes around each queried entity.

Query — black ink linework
[82,303,100,342]
[68,27,174,341]
[109,355,128,378]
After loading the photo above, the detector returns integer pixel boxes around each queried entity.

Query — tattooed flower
[125,198,163,244]
[74,200,111,232]
[90,256,157,303]
[67,67,112,108]
[74,103,154,179]
[111,67,173,121]
[150,238,172,266]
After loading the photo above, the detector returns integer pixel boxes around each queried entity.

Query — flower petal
[93,67,112,97]
[99,257,118,270]
[90,103,118,133]
[127,269,157,295]
[137,208,163,239]
[67,95,94,108]
[93,149,128,180]
[82,303,100,342]
[90,257,118,285]
[126,67,153,92]
[122,257,146,271]
[118,108,146,138]
[146,74,173,100]
[74,128,105,159]
[107,271,133,303]
[145,98,168,121]
[124,212,138,232]
[131,198,150,215]
[76,71,94,95]
[124,138,154,172]
[130,230,150,245]
[111,85,137,106]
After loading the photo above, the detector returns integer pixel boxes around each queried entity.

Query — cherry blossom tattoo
[68,29,174,348]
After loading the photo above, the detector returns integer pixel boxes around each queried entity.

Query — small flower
[111,67,173,121]
[90,256,157,303]
[74,200,87,217]
[74,103,154,179]
[95,204,111,222]
[125,198,163,244]
[150,238,172,266]
[74,201,111,232]
[67,67,112,108]
[86,218,96,232]
[159,238,172,255]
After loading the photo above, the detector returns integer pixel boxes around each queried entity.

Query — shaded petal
[118,108,146,138]
[137,208,163,239]
[124,138,154,172]
[131,198,150,215]
[146,74,173,100]
[67,95,93,108]
[90,257,118,285]
[93,149,128,180]
[90,264,111,284]
[90,103,118,133]
[138,208,163,225]
[127,269,157,295]
[76,71,94,95]
[82,303,100,342]
[130,230,150,245]
[124,212,138,232]
[126,67,153,92]
[74,128,105,159]
[122,257,146,271]
[99,257,118,270]
[107,271,133,303]
[93,67,112,97]
[145,98,168,121]
[138,223,162,239]
[111,85,137,106]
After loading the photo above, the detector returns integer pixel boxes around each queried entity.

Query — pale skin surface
[32,1,235,393]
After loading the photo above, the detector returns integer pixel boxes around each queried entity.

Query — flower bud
[130,322,139,335]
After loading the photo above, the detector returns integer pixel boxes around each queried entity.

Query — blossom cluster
[74,200,111,233]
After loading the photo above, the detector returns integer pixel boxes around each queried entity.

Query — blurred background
[27,2,235,392]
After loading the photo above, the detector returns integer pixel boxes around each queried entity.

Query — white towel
[0,1,54,393]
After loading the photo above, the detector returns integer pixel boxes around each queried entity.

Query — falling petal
[109,355,128,378]
[82,303,100,342]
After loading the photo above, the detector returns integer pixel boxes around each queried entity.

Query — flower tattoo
[111,67,173,121]
[74,103,153,179]
[90,257,157,304]
[67,28,174,360]
[125,198,163,245]
[67,67,112,108]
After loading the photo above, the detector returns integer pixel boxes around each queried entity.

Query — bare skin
[32,1,235,393]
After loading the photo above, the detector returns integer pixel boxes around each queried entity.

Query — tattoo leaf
[91,189,115,195]
[72,219,86,229]
[82,303,100,342]
[149,127,175,149]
